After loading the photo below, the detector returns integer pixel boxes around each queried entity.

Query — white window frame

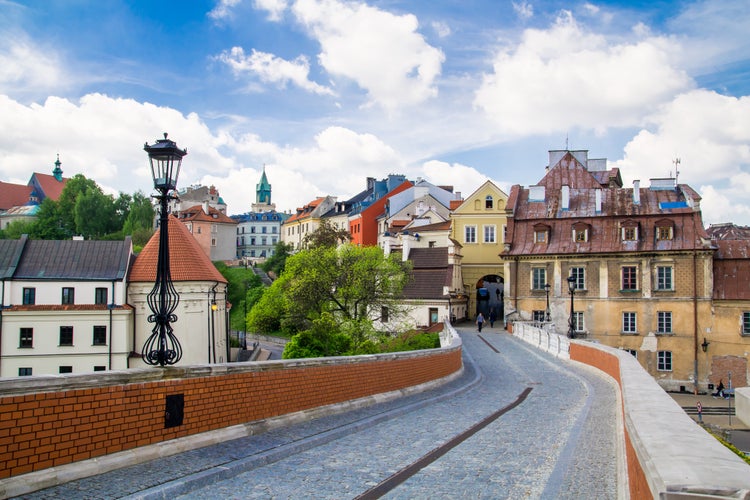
[573,311,584,332]
[656,265,673,291]
[622,312,637,334]
[465,225,477,244]
[657,311,672,334]
[743,312,750,336]
[483,225,496,243]
[531,268,546,291]
[657,351,672,371]
[570,267,585,290]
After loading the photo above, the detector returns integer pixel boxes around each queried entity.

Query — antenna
[565,134,569,150]
[672,158,680,182]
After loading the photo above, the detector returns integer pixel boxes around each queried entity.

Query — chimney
[203,201,210,214]
[633,180,640,205]
[561,185,570,210]
[595,189,602,213]
[402,236,410,262]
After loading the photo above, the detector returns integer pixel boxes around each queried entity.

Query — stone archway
[476,275,504,322]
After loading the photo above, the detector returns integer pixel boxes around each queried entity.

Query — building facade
[281,196,337,251]
[502,149,716,391]
[176,203,238,261]
[450,180,509,320]
[0,236,133,377]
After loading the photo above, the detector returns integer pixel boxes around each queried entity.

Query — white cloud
[431,21,451,38]
[253,0,288,21]
[512,1,533,21]
[612,90,750,225]
[217,47,334,95]
[474,11,692,136]
[209,0,243,20]
[0,36,66,97]
[291,0,445,110]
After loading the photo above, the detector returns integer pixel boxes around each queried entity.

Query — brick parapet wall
[570,342,750,498]
[0,344,462,482]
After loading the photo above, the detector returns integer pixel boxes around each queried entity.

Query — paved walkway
[17,327,622,499]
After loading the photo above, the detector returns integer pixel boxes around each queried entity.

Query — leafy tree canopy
[302,219,351,249]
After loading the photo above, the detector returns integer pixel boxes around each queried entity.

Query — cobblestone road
[20,327,621,499]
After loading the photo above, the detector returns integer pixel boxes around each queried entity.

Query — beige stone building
[502,149,720,392]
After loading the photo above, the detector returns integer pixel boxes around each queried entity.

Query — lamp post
[544,283,551,322]
[141,133,187,366]
[567,275,576,339]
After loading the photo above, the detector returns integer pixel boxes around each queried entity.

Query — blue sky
[1,0,748,225]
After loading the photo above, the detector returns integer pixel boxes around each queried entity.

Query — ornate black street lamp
[544,283,551,322]
[567,275,577,339]
[142,133,187,366]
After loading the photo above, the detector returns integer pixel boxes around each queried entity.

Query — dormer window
[572,222,590,243]
[657,226,673,240]
[621,220,639,241]
[533,223,550,244]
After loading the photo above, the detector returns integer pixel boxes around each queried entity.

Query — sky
[0,0,748,225]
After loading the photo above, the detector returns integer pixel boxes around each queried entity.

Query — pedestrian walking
[489,308,497,328]
[476,313,485,332]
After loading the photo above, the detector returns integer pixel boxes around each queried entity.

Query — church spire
[53,154,64,182]
[256,165,272,205]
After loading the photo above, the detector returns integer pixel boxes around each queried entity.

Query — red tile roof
[129,215,227,283]
[31,172,67,201]
[285,197,324,223]
[0,182,33,210]
[178,204,237,224]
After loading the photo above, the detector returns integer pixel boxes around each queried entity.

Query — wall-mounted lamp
[701,337,709,353]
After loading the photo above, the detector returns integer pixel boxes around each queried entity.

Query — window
[197,227,202,234]
[532,310,546,322]
[534,230,547,243]
[657,311,672,334]
[95,287,108,305]
[94,366,106,372]
[743,312,750,336]
[657,226,673,240]
[261,237,267,245]
[212,224,218,233]
[381,306,389,323]
[262,226,267,234]
[485,195,494,209]
[19,328,33,348]
[211,238,217,247]
[656,266,673,290]
[59,366,73,374]
[532,268,547,290]
[59,326,73,346]
[483,225,496,243]
[465,225,477,244]
[93,326,107,345]
[621,266,637,291]
[22,287,35,305]
[251,237,256,245]
[18,367,32,376]
[570,267,585,290]
[251,226,256,233]
[621,349,637,358]
[622,312,637,334]
[622,227,638,241]
[572,312,584,332]
[657,351,672,371]
[272,227,277,234]
[62,287,75,305]
[574,228,588,242]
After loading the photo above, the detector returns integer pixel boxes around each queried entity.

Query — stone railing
[512,321,750,498]
[0,326,462,497]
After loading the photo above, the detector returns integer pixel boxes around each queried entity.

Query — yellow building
[450,180,509,321]
[503,149,719,392]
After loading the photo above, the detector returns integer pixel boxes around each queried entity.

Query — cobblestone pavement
[19,328,620,499]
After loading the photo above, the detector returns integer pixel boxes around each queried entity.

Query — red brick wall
[569,343,649,499]
[0,348,461,480]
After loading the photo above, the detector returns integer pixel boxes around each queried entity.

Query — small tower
[252,166,275,212]
[52,154,64,182]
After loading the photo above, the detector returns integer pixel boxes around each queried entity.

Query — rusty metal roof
[505,152,709,256]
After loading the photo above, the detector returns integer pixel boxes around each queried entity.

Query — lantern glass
[144,133,187,191]
[567,275,576,292]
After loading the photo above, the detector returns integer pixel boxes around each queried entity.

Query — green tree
[74,188,119,238]
[57,174,100,237]
[0,219,35,239]
[29,198,68,239]
[282,313,351,358]
[261,241,293,278]
[302,219,351,249]
[247,281,289,335]
[123,191,155,235]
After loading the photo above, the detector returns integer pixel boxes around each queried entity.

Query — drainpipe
[0,279,5,375]
[693,249,699,394]
[109,279,115,370]
[209,283,218,364]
